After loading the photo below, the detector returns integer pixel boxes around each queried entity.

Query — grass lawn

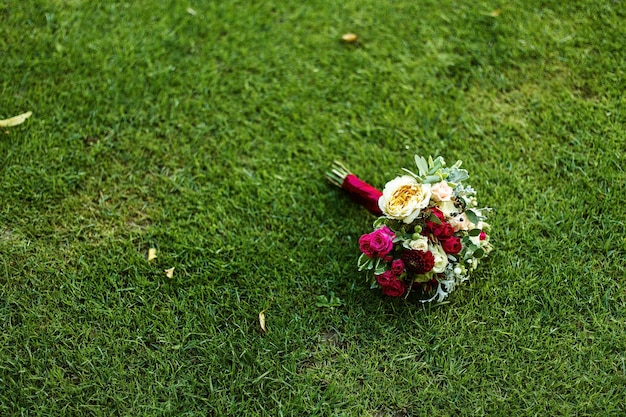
[1,0,625,415]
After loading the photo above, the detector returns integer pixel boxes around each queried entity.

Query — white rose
[404,235,429,251]
[378,175,432,224]
[429,242,449,273]
[430,181,453,202]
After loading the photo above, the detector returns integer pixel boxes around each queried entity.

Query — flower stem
[326,160,352,188]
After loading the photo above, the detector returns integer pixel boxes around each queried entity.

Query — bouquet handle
[327,161,383,216]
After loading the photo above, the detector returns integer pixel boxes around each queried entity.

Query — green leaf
[428,212,443,224]
[374,259,388,275]
[466,209,479,225]
[315,292,343,308]
[469,228,482,237]
[447,168,469,185]
[358,253,374,271]
[401,167,420,178]
[473,248,485,259]
[415,155,429,176]
[373,217,387,228]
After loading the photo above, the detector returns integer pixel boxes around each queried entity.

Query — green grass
[1,0,625,415]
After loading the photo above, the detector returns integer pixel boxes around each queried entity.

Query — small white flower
[469,235,481,247]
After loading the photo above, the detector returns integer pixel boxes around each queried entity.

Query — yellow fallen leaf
[186,7,197,16]
[164,267,175,278]
[489,9,502,17]
[341,33,358,43]
[0,111,32,128]
[148,248,157,261]
[259,310,267,333]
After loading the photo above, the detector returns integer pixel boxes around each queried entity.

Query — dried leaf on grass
[148,248,157,261]
[488,9,502,17]
[164,267,175,278]
[341,33,358,43]
[0,111,32,127]
[259,310,267,333]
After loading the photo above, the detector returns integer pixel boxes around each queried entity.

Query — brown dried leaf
[0,111,32,127]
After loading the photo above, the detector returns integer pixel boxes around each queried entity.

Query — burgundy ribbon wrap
[342,174,383,216]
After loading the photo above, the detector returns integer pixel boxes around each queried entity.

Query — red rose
[424,208,453,238]
[431,222,454,238]
[429,208,445,222]
[440,236,462,254]
[375,270,394,287]
[381,278,406,297]
[479,231,487,241]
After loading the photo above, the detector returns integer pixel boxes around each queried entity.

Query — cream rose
[430,181,453,202]
[429,242,449,273]
[378,175,431,224]
[403,235,429,251]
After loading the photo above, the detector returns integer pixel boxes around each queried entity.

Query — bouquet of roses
[328,155,492,302]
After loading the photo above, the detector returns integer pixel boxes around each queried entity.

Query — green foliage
[1,0,625,415]
[315,292,344,308]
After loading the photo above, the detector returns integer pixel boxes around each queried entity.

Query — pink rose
[479,231,487,241]
[359,226,396,258]
[358,234,375,257]
[430,181,453,202]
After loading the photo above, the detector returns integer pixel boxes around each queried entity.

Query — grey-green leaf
[466,209,479,225]
[415,155,429,176]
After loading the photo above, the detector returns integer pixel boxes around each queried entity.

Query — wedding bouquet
[328,155,492,302]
